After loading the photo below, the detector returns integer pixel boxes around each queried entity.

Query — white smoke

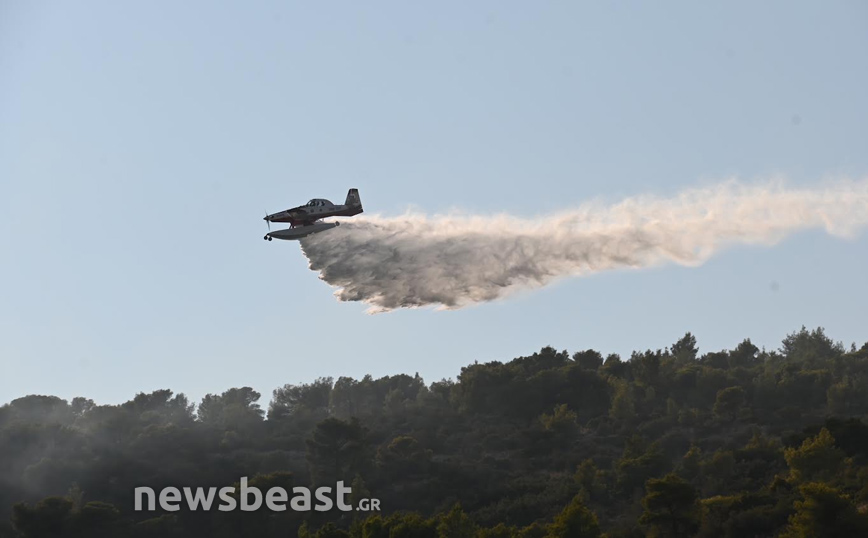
[299,178,868,313]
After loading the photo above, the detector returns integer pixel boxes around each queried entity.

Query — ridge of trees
[2,326,868,537]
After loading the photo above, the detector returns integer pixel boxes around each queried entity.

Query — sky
[1,1,867,407]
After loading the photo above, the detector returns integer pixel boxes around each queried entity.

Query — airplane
[263,188,363,241]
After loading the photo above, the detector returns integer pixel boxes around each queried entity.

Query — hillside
[3,326,868,537]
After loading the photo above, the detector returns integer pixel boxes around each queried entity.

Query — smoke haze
[299,179,868,312]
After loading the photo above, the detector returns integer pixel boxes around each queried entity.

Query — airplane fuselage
[266,203,362,227]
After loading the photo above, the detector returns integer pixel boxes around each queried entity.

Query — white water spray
[299,179,868,312]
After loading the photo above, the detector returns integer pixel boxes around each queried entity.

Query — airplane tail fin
[345,188,362,208]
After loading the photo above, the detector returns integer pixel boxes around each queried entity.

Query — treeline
[2,326,868,537]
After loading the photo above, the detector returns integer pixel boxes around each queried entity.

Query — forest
[2,326,868,537]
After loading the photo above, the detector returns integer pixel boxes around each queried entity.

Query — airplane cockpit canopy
[306,199,332,207]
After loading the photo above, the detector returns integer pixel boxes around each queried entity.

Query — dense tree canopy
[2,326,868,537]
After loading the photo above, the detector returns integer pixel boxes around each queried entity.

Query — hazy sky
[2,1,867,406]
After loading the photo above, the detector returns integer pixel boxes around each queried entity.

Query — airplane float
[263,188,363,241]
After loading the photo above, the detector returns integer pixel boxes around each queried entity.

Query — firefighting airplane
[263,188,363,241]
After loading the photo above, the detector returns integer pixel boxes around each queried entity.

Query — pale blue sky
[2,1,867,406]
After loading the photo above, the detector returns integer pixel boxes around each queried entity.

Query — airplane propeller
[264,211,271,231]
